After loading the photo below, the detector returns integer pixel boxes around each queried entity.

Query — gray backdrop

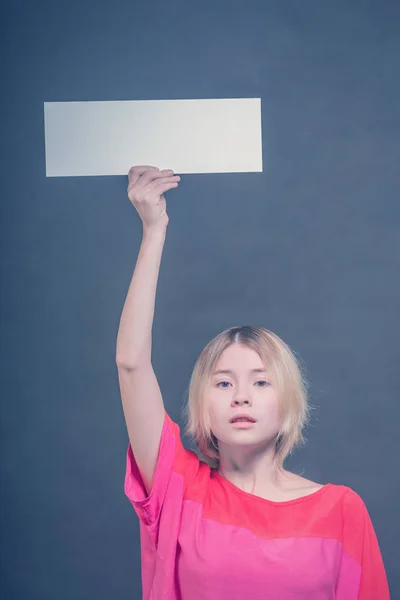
[2,0,399,598]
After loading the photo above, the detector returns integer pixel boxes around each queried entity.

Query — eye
[216,380,270,388]
[216,381,230,388]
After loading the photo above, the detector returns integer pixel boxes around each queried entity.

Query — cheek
[207,399,222,422]
[264,399,281,425]
[207,399,227,431]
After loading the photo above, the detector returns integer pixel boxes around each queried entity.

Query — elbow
[115,355,138,370]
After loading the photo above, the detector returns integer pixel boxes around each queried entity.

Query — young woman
[116,166,390,600]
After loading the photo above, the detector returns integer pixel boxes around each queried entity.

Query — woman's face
[206,344,282,455]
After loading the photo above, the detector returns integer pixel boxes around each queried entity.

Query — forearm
[115,225,167,368]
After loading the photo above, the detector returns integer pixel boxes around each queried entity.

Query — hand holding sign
[127,166,180,231]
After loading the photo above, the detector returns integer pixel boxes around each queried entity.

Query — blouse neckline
[212,470,332,507]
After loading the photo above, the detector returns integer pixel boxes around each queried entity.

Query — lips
[229,413,256,423]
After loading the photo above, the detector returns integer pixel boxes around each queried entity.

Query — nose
[232,395,252,406]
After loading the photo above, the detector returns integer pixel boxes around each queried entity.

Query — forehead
[212,367,267,376]
[212,345,268,374]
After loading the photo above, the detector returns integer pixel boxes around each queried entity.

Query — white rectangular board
[44,98,263,177]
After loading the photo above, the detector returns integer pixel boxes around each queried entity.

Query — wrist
[143,222,168,239]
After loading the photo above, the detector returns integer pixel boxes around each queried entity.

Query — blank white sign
[44,98,263,177]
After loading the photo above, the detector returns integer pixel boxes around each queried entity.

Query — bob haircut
[183,325,312,474]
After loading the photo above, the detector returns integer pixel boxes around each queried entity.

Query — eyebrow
[213,368,267,376]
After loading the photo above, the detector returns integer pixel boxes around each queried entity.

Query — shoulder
[335,484,367,507]
[294,477,369,515]
[339,485,370,518]
[284,474,367,506]
[325,484,370,526]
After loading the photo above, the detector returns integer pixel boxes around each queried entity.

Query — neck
[217,445,287,493]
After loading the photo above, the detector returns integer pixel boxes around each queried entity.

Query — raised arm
[116,166,180,495]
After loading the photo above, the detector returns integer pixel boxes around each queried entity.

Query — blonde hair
[183,325,312,474]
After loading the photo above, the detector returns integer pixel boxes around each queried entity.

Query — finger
[137,169,175,188]
[128,165,159,176]
[154,181,179,192]
[128,173,177,194]
[128,165,159,187]
[147,175,180,189]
